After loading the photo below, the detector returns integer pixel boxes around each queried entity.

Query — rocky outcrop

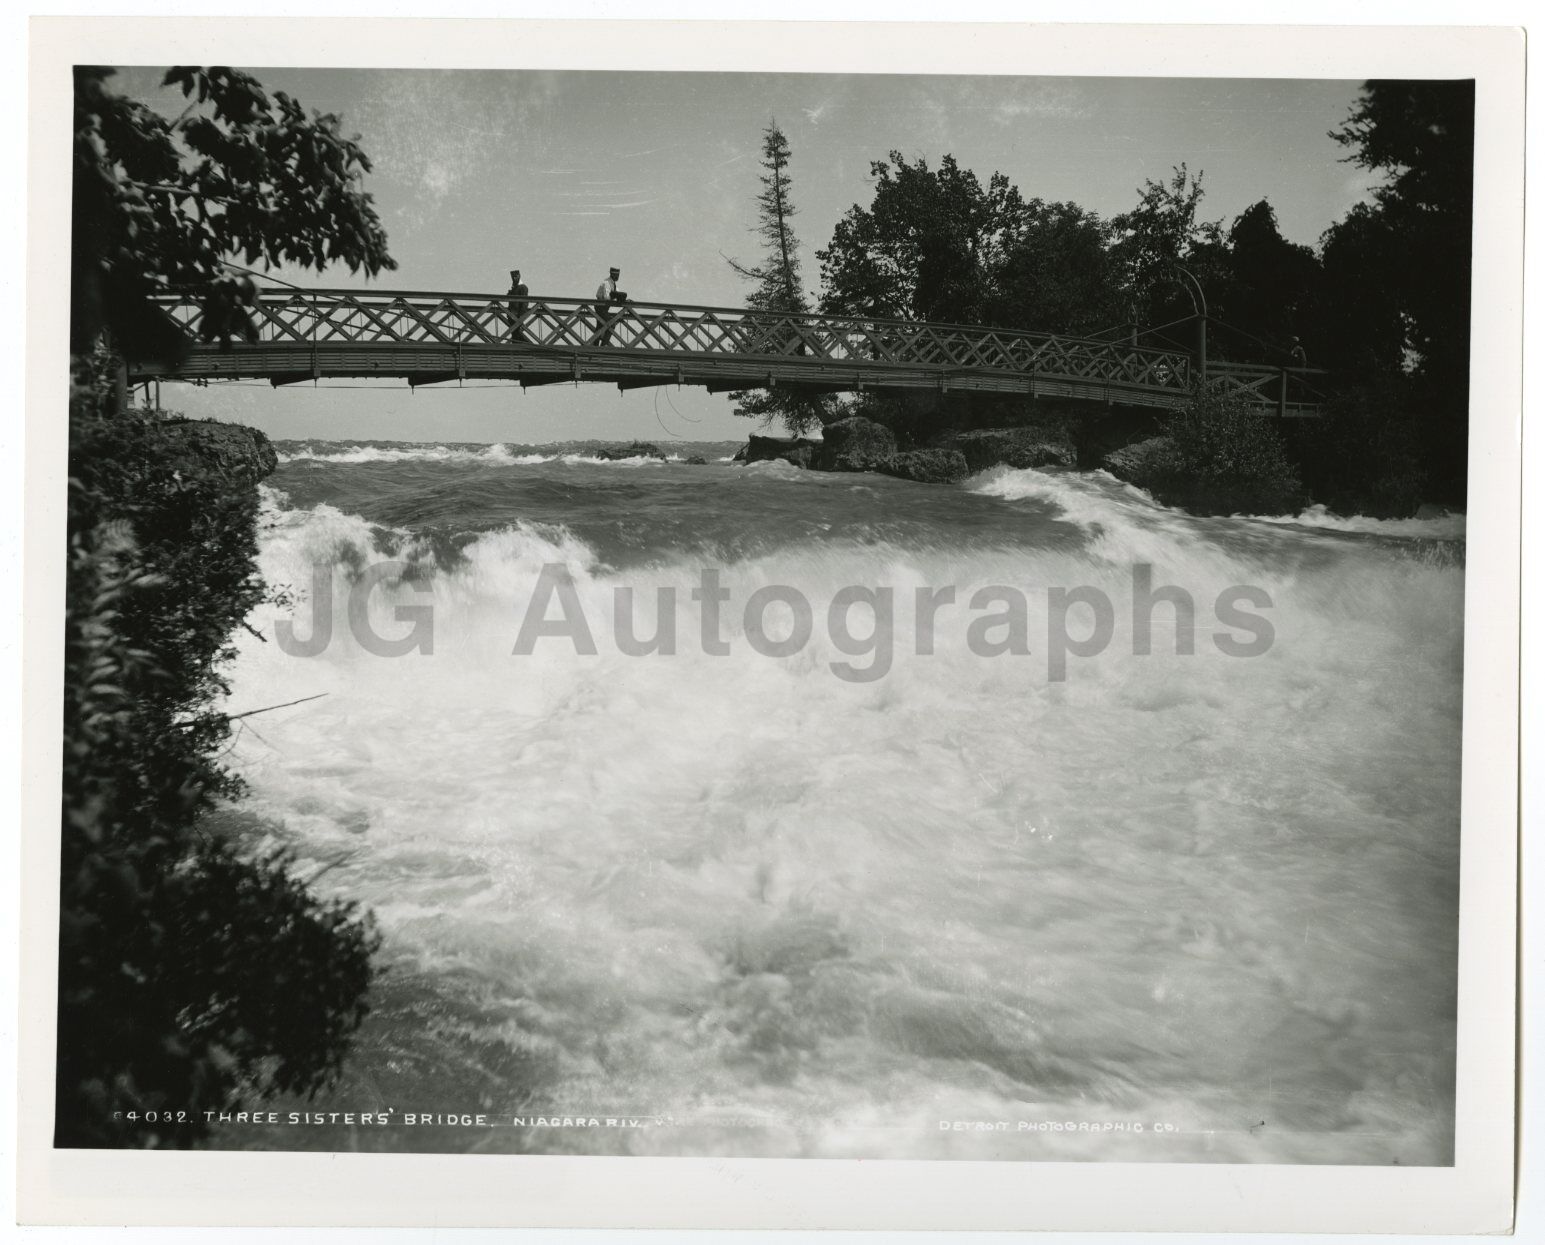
[149,419,277,486]
[815,416,896,472]
[1102,436,1178,488]
[683,455,709,466]
[1102,435,1306,516]
[935,426,1077,472]
[880,449,971,485]
[744,434,822,468]
[595,440,668,461]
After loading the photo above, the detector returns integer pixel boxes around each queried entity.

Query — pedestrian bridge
[132,288,1326,417]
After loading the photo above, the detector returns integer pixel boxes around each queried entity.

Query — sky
[116,68,1380,444]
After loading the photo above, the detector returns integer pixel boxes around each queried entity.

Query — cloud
[350,69,563,230]
[986,83,1090,126]
[420,162,453,202]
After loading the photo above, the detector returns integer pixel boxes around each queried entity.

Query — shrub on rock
[1101,389,1306,516]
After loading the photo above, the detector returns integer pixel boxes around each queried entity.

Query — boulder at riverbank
[815,416,896,472]
[734,416,971,485]
[743,434,822,468]
[1101,432,1307,517]
[1102,435,1178,487]
[147,418,278,486]
[881,448,971,484]
[934,425,1077,472]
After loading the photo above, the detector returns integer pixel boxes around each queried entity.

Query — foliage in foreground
[60,355,380,1148]
[62,64,394,1148]
[72,65,396,358]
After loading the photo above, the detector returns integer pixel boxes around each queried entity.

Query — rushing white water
[215,450,1463,1163]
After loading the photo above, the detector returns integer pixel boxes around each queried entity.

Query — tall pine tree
[727,123,833,435]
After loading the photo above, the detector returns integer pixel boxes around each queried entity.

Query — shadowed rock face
[149,419,278,486]
[881,449,970,485]
[745,435,822,467]
[1102,435,1179,487]
[1102,435,1307,516]
[935,426,1077,472]
[815,416,896,472]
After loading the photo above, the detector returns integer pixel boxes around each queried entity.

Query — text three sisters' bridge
[131,288,1327,417]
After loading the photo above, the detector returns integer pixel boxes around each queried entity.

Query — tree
[725,122,832,434]
[1314,202,1407,377]
[1325,79,1476,502]
[62,66,393,1148]
[1108,165,1224,334]
[818,152,1028,325]
[987,199,1123,337]
[1222,199,1322,356]
[73,66,396,364]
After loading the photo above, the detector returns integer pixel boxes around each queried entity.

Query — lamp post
[1172,263,1209,384]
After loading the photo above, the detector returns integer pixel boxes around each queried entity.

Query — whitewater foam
[214,458,1465,1164]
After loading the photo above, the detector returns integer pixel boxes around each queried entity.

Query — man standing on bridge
[506,269,529,342]
[593,266,627,345]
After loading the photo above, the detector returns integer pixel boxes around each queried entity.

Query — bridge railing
[150,288,1196,396]
[1205,358,1331,417]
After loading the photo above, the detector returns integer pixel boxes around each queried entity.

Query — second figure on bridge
[593,266,628,345]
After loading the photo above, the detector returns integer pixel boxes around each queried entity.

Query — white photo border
[18,17,1523,1232]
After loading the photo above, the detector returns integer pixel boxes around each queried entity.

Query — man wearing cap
[593,266,626,345]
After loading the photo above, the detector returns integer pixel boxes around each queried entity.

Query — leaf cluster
[73,66,397,356]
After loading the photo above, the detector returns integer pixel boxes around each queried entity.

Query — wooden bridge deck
[131,289,1326,417]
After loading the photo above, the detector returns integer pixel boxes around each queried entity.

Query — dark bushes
[59,355,378,1148]
[1103,386,1307,516]
[1282,378,1428,518]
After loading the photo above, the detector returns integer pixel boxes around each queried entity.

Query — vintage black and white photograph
[21,16,1525,1229]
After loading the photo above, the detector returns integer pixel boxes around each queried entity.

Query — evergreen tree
[726,123,833,434]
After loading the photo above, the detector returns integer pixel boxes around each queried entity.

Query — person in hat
[593,266,627,345]
[1287,336,1308,369]
[506,269,530,342]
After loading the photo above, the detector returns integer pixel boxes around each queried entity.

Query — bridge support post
[1278,368,1288,419]
[1197,315,1208,385]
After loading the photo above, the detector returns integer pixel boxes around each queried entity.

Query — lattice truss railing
[153,289,1195,392]
[1204,359,1328,408]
